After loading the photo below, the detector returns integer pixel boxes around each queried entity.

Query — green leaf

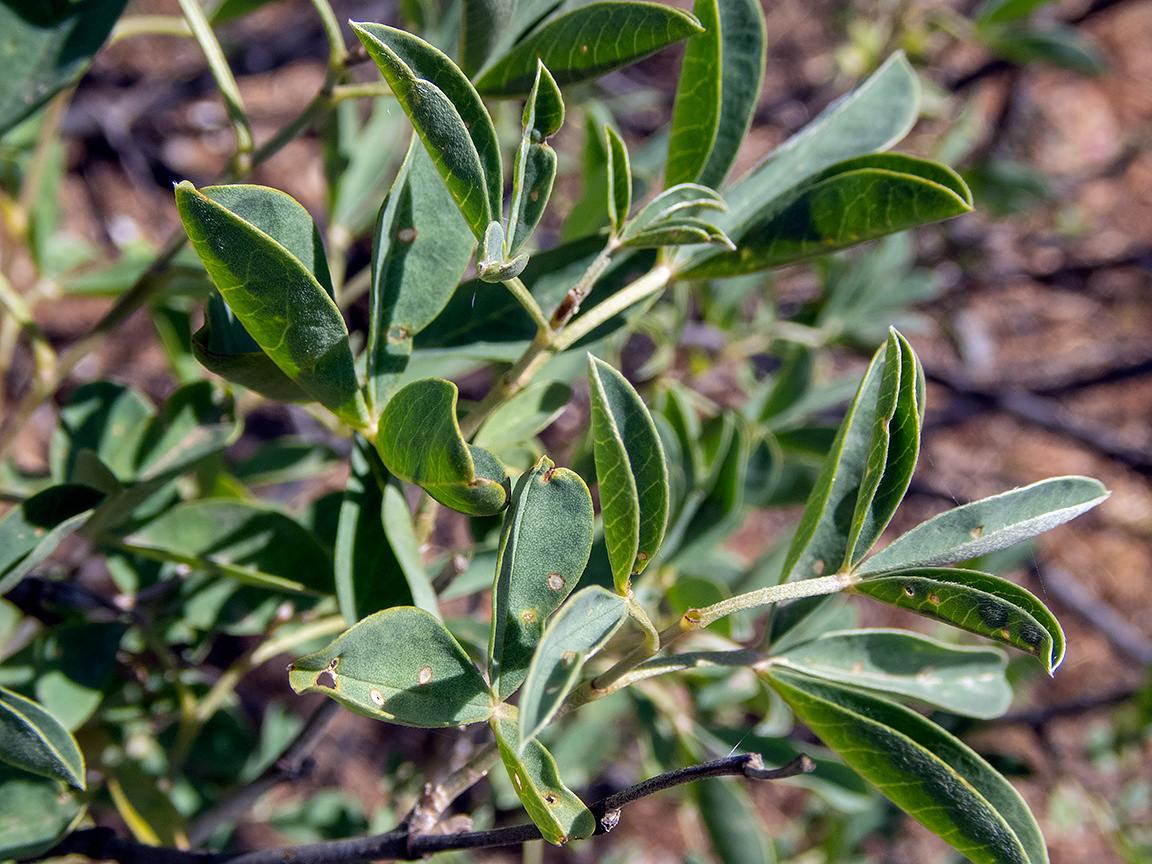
[506,62,563,257]
[460,0,515,77]
[678,412,748,550]
[0,762,84,860]
[981,24,1106,75]
[666,0,766,189]
[124,499,335,594]
[517,586,629,748]
[474,1,704,97]
[774,629,1011,718]
[695,777,775,864]
[849,567,1065,673]
[843,330,923,567]
[0,485,103,596]
[620,218,733,250]
[623,183,727,239]
[492,718,596,844]
[478,220,529,282]
[680,154,973,279]
[175,182,368,427]
[376,378,510,516]
[0,687,86,789]
[605,126,631,234]
[352,22,502,241]
[588,356,670,592]
[0,0,129,136]
[766,667,1047,864]
[368,137,476,408]
[289,607,493,727]
[473,381,573,450]
[51,381,152,481]
[975,0,1056,27]
[489,457,594,699]
[859,476,1109,574]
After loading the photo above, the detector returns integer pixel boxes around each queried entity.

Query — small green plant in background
[0,0,1115,862]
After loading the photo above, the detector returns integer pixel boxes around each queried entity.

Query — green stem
[110,14,192,42]
[176,0,253,171]
[457,329,554,441]
[683,573,854,630]
[331,83,395,103]
[547,244,615,331]
[552,263,673,352]
[309,0,346,74]
[502,276,551,335]
[590,595,661,693]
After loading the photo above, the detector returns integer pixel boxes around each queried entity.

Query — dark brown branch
[24,755,813,864]
[1037,564,1152,665]
[990,688,1137,729]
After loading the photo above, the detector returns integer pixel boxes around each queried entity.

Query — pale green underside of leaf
[289,607,492,728]
[0,763,84,861]
[0,687,86,790]
[859,476,1109,573]
[475,1,704,97]
[767,667,1047,864]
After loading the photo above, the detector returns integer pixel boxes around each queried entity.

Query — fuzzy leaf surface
[605,126,631,233]
[767,667,1047,864]
[506,63,563,256]
[475,1,703,97]
[289,607,492,727]
[860,476,1109,573]
[490,457,594,699]
[0,687,86,789]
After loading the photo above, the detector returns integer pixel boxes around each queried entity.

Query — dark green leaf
[289,607,492,727]
[352,22,502,241]
[492,718,596,844]
[680,154,973,278]
[666,0,766,189]
[0,763,84,860]
[974,0,1056,27]
[489,457,594,699]
[460,0,515,77]
[981,24,1106,75]
[474,1,703,97]
[0,485,103,595]
[51,381,152,481]
[506,62,563,257]
[849,567,1065,673]
[859,476,1109,574]
[175,182,368,426]
[473,381,573,450]
[368,138,476,408]
[605,125,631,233]
[679,412,747,550]
[0,686,85,789]
[696,777,775,864]
[517,586,628,747]
[588,356,670,592]
[231,438,341,486]
[0,0,129,136]
[766,667,1047,864]
[774,629,1011,718]
[125,500,334,594]
[376,378,510,516]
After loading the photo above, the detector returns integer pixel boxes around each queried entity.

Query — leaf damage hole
[387,325,411,342]
[561,651,576,665]
[684,609,703,625]
[543,792,559,805]
[418,666,433,685]
[903,584,916,597]
[928,593,940,605]
[317,656,340,689]
[370,688,385,706]
[397,226,418,243]
[547,573,565,591]
[812,559,825,575]
[971,525,984,539]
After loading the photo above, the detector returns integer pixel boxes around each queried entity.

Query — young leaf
[766,667,1047,864]
[773,629,1011,718]
[506,62,563,257]
[0,484,104,596]
[289,607,493,727]
[474,1,704,97]
[368,138,476,409]
[680,154,973,279]
[376,378,511,516]
[843,330,923,567]
[859,476,1109,574]
[665,0,766,189]
[620,218,733,250]
[490,457,595,699]
[0,687,86,790]
[175,182,368,427]
[478,220,529,282]
[623,184,727,239]
[517,586,629,748]
[605,126,631,234]
[352,22,502,241]
[588,356,670,592]
[492,718,597,844]
[848,567,1065,673]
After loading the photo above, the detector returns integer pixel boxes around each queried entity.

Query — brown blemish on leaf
[397,227,417,243]
[418,666,433,685]
[561,651,576,665]
[387,325,411,342]
[928,593,940,605]
[521,610,538,623]
[370,688,385,706]
[512,772,523,791]
[684,609,703,625]
[1000,628,1011,640]
[580,45,588,53]
[543,792,558,805]
[812,559,825,575]
[547,573,565,591]
[542,466,556,482]
[971,525,984,539]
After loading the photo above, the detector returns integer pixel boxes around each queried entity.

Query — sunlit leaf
[0,687,85,789]
[506,62,563,257]
[290,607,492,727]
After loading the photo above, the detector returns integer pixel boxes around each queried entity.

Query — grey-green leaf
[605,126,631,234]
[474,1,704,97]
[353,22,502,241]
[368,138,476,409]
[473,381,573,450]
[767,667,1047,864]
[859,476,1109,574]
[849,567,1066,673]
[666,0,766,189]
[490,457,594,699]
[506,62,563,257]
[774,629,1011,718]
[289,607,492,727]
[377,378,511,516]
[0,484,103,596]
[517,586,628,748]
[175,182,368,427]
[0,687,85,789]
[696,777,776,864]
[623,183,727,239]
[0,763,84,861]
[492,718,596,844]
[588,356,670,592]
